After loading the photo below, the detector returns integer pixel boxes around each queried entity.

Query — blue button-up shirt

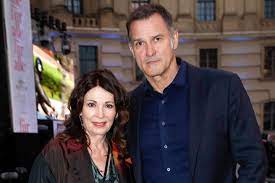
[140,60,191,182]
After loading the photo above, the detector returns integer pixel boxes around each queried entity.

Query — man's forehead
[129,16,169,40]
[131,33,163,42]
[130,13,165,27]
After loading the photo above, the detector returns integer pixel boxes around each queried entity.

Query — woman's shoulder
[42,137,83,157]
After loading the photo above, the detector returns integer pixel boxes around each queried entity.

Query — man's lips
[146,60,160,64]
[92,122,107,127]
[145,57,160,64]
[145,58,160,64]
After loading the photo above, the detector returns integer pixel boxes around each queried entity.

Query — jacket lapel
[129,85,144,183]
[187,63,206,180]
[66,148,95,183]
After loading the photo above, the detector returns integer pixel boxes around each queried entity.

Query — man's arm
[228,74,267,182]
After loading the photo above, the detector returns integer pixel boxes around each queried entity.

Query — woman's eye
[106,104,114,109]
[87,103,95,107]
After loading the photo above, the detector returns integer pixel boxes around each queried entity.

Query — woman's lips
[92,122,107,127]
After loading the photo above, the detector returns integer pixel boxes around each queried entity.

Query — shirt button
[161,121,165,126]
[167,168,171,172]
[161,100,165,104]
[164,144,168,149]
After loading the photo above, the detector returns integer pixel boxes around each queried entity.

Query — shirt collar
[171,58,186,87]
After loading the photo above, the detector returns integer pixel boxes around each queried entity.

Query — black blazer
[127,60,267,183]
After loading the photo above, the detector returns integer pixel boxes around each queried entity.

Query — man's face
[129,13,178,79]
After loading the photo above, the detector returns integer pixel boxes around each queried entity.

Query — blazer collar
[186,62,206,179]
[130,87,144,183]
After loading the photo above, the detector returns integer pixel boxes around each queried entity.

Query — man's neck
[147,58,179,93]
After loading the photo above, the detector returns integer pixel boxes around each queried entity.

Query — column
[50,0,66,13]
[222,0,241,31]
[99,0,116,28]
[176,0,194,32]
[113,0,129,30]
[243,0,258,30]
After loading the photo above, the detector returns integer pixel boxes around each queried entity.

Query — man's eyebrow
[152,34,164,39]
[132,34,164,42]
[131,38,144,43]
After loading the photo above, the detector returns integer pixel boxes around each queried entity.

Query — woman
[28,69,134,183]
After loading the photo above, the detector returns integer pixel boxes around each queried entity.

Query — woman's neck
[88,135,108,155]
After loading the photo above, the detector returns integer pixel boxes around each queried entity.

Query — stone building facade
[30,0,275,131]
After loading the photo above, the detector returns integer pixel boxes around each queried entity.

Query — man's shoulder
[186,62,238,83]
[129,82,145,98]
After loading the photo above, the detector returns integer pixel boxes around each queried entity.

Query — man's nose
[146,43,156,57]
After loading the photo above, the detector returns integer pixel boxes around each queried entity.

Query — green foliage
[34,56,73,101]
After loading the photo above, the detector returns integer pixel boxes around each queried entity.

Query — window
[199,48,218,68]
[265,0,275,19]
[65,0,82,15]
[196,0,216,21]
[264,46,275,78]
[264,102,275,131]
[79,46,97,76]
[131,0,150,10]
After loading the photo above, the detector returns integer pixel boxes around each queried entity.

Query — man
[126,3,267,183]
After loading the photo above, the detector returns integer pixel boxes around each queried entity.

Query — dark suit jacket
[127,61,267,183]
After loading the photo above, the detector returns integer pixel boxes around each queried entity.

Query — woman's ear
[115,113,118,119]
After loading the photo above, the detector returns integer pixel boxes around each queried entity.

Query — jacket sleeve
[28,153,56,183]
[228,74,267,182]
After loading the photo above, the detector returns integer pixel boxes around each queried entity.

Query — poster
[3,0,37,133]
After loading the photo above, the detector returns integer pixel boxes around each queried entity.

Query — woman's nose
[95,107,104,118]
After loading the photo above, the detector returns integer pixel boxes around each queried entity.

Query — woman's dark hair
[59,69,129,150]
[126,3,173,41]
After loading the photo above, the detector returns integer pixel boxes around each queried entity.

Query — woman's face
[80,86,116,138]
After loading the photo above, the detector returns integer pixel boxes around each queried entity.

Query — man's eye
[135,41,143,47]
[154,37,161,42]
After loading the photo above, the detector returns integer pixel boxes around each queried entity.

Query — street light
[61,34,71,55]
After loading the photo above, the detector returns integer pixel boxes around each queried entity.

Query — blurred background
[1,0,275,182]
